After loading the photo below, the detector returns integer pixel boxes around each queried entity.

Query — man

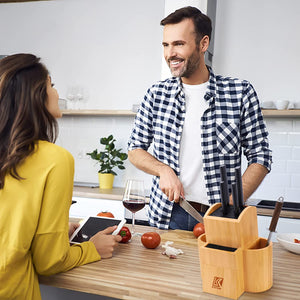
[127,7,272,230]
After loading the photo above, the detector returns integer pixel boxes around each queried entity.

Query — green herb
[86,134,128,175]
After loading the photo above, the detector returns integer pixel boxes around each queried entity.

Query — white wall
[1,0,300,203]
[213,0,300,202]
[213,0,300,105]
[0,0,164,110]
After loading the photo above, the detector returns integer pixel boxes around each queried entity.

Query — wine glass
[66,86,76,109]
[123,179,146,236]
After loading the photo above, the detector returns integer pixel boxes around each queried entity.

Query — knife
[179,197,204,223]
[235,167,244,211]
[231,183,240,217]
[220,165,229,215]
[267,196,284,245]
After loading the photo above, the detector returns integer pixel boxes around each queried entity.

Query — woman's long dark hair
[0,53,58,189]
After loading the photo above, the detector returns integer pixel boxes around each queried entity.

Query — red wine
[123,200,145,213]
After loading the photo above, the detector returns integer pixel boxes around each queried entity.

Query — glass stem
[132,212,135,234]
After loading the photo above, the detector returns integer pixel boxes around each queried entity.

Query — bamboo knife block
[198,203,273,299]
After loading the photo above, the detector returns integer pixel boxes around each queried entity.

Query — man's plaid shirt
[128,68,272,229]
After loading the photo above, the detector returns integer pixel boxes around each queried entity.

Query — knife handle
[269,196,284,232]
[220,180,229,215]
[220,165,228,182]
[235,167,244,209]
[232,183,240,217]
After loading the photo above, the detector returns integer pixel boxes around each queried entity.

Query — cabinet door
[70,197,125,219]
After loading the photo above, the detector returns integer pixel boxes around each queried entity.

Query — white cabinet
[70,196,125,219]
[257,215,300,242]
[70,196,149,224]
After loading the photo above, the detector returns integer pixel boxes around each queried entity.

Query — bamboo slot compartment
[198,203,273,299]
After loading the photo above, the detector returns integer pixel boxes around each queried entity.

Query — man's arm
[229,163,268,204]
[128,149,184,202]
[242,163,268,201]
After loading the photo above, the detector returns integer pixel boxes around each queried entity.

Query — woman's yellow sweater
[0,141,100,299]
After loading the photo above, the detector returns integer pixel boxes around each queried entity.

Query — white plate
[277,233,300,255]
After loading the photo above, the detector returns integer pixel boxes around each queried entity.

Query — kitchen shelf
[262,109,300,117]
[61,109,300,117]
[61,109,136,116]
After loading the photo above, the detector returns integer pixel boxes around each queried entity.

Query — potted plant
[86,134,128,189]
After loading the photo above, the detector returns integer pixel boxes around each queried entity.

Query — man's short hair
[160,6,212,44]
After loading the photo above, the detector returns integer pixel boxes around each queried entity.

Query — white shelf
[262,109,300,117]
[61,109,136,116]
[61,109,300,117]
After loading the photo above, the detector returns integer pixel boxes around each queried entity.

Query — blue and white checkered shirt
[128,68,272,229]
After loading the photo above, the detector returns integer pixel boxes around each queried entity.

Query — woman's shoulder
[36,141,74,164]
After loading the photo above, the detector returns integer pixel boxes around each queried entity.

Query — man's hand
[89,226,122,258]
[159,165,184,203]
[128,148,184,202]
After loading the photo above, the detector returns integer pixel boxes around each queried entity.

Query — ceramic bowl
[277,233,300,254]
[275,100,289,110]
[261,101,275,109]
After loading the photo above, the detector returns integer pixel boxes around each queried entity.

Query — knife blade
[179,197,204,223]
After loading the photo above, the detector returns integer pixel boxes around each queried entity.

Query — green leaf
[86,134,127,175]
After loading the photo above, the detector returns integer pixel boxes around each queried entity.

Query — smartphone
[69,216,126,244]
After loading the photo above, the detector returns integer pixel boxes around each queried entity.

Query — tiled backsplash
[57,115,300,204]
[249,117,300,203]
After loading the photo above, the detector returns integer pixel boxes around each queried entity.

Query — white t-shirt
[179,82,209,205]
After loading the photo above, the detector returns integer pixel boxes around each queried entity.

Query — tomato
[118,226,131,243]
[141,232,161,249]
[97,211,114,218]
[294,238,300,244]
[193,222,205,238]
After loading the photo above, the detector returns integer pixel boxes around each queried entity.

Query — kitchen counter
[246,198,300,219]
[72,186,300,219]
[73,186,126,200]
[39,225,300,300]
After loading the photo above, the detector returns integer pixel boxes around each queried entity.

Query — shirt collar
[171,66,217,104]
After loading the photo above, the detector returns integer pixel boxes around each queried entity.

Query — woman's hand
[89,226,122,258]
[68,222,80,238]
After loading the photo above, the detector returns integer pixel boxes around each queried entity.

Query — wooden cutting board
[160,229,198,246]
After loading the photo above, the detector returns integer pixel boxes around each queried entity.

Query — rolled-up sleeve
[128,88,154,152]
[240,82,272,171]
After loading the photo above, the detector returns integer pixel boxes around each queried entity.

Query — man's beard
[169,49,201,78]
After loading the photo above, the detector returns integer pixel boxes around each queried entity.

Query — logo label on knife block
[212,276,224,289]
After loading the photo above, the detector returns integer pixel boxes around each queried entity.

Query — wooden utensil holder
[198,203,273,299]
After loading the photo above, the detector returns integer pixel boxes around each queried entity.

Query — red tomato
[118,226,131,243]
[193,223,205,238]
[141,232,161,249]
[97,211,114,218]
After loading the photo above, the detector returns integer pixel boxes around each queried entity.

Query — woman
[0,54,121,300]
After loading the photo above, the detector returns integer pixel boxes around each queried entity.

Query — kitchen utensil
[231,183,240,217]
[179,197,204,223]
[277,233,300,255]
[220,181,228,215]
[198,203,272,298]
[267,196,284,245]
[220,165,229,214]
[235,167,244,211]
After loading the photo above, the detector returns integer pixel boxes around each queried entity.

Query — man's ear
[199,35,210,53]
